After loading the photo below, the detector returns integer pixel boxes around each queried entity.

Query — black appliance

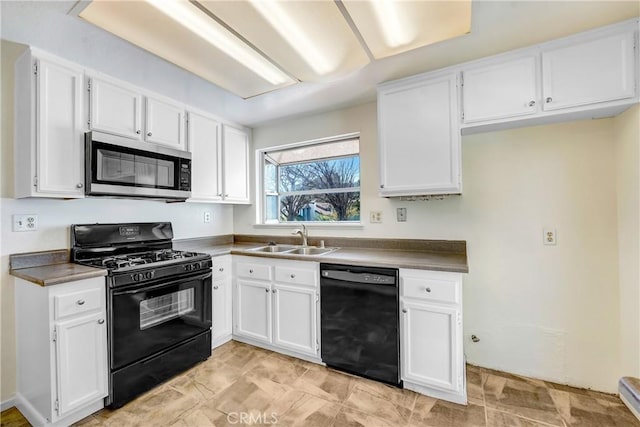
[320,263,401,387]
[71,222,211,408]
[85,131,192,201]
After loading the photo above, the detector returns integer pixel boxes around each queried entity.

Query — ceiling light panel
[79,0,296,98]
[342,0,472,59]
[200,0,370,82]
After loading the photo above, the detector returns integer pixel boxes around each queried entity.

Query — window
[260,135,360,224]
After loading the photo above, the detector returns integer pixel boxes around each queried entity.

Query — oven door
[110,270,211,370]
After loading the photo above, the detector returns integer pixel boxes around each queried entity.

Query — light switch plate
[204,211,212,223]
[397,208,407,222]
[370,211,383,223]
[13,214,38,232]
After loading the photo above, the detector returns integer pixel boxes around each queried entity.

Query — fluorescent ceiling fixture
[248,0,334,75]
[144,0,289,85]
[371,0,414,48]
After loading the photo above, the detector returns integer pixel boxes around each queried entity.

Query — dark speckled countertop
[11,235,468,286]
[175,235,469,273]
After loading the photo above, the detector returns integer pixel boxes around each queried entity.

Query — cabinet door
[187,111,222,201]
[272,283,318,356]
[89,77,142,139]
[378,73,461,196]
[212,276,232,346]
[542,32,636,111]
[462,56,538,123]
[235,279,271,343]
[145,96,185,149]
[55,312,107,417]
[401,301,462,393]
[222,125,250,203]
[36,59,84,196]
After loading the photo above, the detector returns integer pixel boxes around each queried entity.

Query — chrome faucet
[292,224,308,247]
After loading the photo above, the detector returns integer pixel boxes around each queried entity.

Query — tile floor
[1,340,638,427]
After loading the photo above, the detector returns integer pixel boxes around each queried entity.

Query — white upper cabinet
[145,96,185,149]
[88,74,185,150]
[378,72,461,197]
[222,125,250,203]
[89,77,142,139]
[462,56,538,123]
[15,50,85,198]
[542,31,636,111]
[187,111,222,201]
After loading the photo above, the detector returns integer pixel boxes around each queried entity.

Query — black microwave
[85,131,191,201]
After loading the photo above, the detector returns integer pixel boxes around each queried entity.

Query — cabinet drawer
[54,287,103,319]
[212,256,231,278]
[275,265,317,287]
[236,262,272,281]
[402,275,459,305]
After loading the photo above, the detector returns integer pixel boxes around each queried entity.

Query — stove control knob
[131,273,142,281]
[184,264,192,272]
[194,262,201,270]
[145,271,154,280]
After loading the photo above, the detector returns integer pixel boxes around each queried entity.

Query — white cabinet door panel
[145,97,185,149]
[378,73,461,195]
[55,312,107,417]
[36,59,84,196]
[272,284,317,356]
[187,111,222,201]
[402,301,461,393]
[222,125,249,203]
[90,77,142,139]
[212,276,232,346]
[235,279,271,343]
[542,32,636,111]
[462,56,538,123]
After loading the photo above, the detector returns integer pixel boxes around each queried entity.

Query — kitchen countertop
[11,235,468,286]
[175,236,469,273]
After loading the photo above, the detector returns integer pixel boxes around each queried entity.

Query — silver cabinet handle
[249,269,254,274]
[77,300,85,305]
[224,194,229,197]
[217,193,222,197]
[76,183,84,188]
[425,287,431,293]
[402,308,407,313]
[98,319,105,324]
[380,184,384,189]
[290,274,295,279]
[528,100,536,107]
[213,285,219,290]
[545,97,553,103]
[272,289,277,293]
[218,267,224,272]
[265,288,270,293]
[136,130,141,134]
[147,132,152,137]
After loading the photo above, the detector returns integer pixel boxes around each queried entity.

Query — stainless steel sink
[285,247,337,256]
[250,245,298,253]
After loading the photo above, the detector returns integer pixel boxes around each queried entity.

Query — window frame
[256,132,362,227]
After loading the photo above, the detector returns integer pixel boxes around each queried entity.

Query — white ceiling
[2,1,639,127]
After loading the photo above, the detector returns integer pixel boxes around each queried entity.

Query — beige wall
[0,42,235,403]
[235,102,623,392]
[614,104,640,378]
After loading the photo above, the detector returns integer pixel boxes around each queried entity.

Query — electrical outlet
[203,211,212,223]
[13,214,38,232]
[543,228,557,245]
[397,208,407,222]
[369,211,383,223]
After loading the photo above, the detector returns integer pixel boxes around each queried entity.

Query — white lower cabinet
[400,269,466,404]
[15,277,108,426]
[211,255,232,348]
[233,256,320,359]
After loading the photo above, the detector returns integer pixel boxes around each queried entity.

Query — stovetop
[79,249,204,271]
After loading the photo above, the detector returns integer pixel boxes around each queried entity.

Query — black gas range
[71,222,212,408]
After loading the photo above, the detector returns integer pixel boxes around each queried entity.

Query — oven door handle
[113,271,212,295]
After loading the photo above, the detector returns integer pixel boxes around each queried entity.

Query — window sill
[253,222,364,230]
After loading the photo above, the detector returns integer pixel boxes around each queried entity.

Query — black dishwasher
[320,263,401,387]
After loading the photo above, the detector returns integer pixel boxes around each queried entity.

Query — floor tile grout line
[490,407,566,427]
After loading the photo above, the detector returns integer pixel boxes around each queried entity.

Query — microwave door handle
[113,271,212,295]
